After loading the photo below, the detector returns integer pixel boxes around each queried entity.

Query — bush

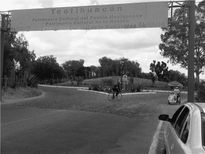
[101,78,114,87]
[87,78,115,92]
[136,84,143,92]
[198,81,205,101]
[131,84,143,92]
[3,87,41,100]
[89,83,102,91]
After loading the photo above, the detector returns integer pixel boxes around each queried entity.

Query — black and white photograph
[0,0,205,153]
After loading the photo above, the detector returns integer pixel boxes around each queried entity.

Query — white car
[159,103,205,154]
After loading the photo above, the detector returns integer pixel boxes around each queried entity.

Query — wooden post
[188,0,195,102]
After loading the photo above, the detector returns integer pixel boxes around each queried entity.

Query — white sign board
[11,2,168,31]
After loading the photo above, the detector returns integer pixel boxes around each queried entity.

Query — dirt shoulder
[2,87,42,104]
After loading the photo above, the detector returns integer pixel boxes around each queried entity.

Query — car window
[180,115,190,143]
[175,107,189,136]
[202,113,205,147]
[171,105,184,125]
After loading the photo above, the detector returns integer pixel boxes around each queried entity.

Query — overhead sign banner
[11,2,168,31]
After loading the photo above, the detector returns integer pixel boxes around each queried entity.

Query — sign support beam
[188,0,195,102]
[0,15,3,103]
[0,19,1,103]
[0,14,7,103]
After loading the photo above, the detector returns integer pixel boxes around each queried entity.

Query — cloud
[38,0,53,7]
[90,0,99,5]
[78,28,162,52]
[23,27,182,75]
[52,0,91,7]
[0,0,41,11]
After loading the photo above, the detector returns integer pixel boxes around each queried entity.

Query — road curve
[2,86,185,154]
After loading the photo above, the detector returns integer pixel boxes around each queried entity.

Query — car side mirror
[159,114,170,121]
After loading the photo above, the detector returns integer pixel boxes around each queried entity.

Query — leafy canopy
[159,1,205,79]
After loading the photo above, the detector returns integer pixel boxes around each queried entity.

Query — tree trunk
[195,71,200,91]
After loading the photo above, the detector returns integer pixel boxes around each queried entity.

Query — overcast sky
[1,0,204,80]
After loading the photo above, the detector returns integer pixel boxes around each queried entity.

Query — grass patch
[2,87,42,101]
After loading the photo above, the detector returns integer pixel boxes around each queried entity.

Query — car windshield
[202,113,205,147]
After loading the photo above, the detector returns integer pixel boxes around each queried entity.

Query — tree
[32,55,65,82]
[150,60,169,81]
[138,72,152,80]
[118,58,141,77]
[168,70,187,86]
[3,32,17,87]
[62,59,85,80]
[99,56,141,77]
[13,34,36,85]
[3,32,36,87]
[149,61,188,85]
[99,57,113,77]
[84,65,99,78]
[90,65,100,77]
[159,1,205,89]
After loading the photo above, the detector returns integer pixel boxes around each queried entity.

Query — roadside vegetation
[83,76,169,92]
[2,87,41,102]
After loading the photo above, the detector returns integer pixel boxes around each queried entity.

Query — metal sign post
[0,14,7,103]
[0,17,1,103]
[188,0,195,102]
[0,13,10,103]
[0,14,3,103]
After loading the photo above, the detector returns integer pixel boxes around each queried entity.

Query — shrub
[90,83,101,91]
[131,84,143,92]
[136,84,143,92]
[27,74,38,88]
[101,78,114,87]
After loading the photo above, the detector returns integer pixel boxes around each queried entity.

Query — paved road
[1,86,186,154]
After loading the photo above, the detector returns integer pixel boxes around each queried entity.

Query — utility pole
[188,0,195,102]
[0,13,8,103]
[0,14,4,103]
[169,0,196,102]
